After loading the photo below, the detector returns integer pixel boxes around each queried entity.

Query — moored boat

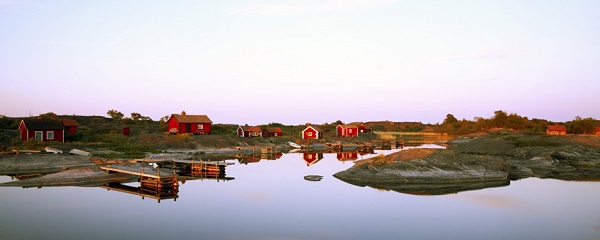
[45,147,63,154]
[69,149,91,156]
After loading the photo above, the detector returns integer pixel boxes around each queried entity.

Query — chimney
[181,111,186,115]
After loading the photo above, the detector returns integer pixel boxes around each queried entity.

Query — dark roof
[61,119,78,127]
[239,125,262,132]
[171,114,212,123]
[265,127,283,133]
[21,119,64,130]
[305,125,323,132]
[547,124,567,131]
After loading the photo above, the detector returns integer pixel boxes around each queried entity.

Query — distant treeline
[439,110,599,135]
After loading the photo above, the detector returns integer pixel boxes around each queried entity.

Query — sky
[1,0,599,125]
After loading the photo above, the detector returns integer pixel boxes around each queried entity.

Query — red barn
[337,152,359,161]
[337,124,358,137]
[546,124,567,135]
[302,152,323,166]
[263,127,283,137]
[61,119,78,135]
[167,111,212,135]
[19,119,65,142]
[358,124,372,134]
[302,125,323,139]
[237,125,263,138]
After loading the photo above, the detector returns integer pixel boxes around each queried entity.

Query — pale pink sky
[1,1,599,124]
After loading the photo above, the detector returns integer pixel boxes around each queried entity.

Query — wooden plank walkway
[100,165,177,179]
[101,183,178,202]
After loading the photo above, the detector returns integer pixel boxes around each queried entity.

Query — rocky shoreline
[334,132,600,195]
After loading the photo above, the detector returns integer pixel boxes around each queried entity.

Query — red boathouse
[337,124,358,137]
[302,125,323,140]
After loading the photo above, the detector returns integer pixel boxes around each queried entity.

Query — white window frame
[197,124,203,130]
[47,131,54,140]
[35,131,43,141]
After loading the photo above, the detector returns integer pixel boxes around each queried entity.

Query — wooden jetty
[101,182,178,203]
[100,165,178,191]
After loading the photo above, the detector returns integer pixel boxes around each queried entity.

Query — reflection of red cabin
[358,124,372,134]
[167,111,212,135]
[546,124,567,135]
[19,119,65,142]
[337,152,358,161]
[302,125,323,139]
[263,127,283,137]
[237,125,263,137]
[302,152,323,166]
[61,119,78,135]
[337,124,358,137]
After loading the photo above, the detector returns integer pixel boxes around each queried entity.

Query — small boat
[304,175,323,182]
[288,142,302,149]
[69,149,91,156]
[44,147,63,154]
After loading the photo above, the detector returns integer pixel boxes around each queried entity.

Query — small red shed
[263,127,283,137]
[61,119,78,135]
[358,124,372,134]
[546,124,567,135]
[302,125,323,140]
[19,119,65,142]
[237,125,263,138]
[337,124,359,137]
[167,111,212,135]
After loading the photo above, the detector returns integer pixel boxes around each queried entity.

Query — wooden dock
[101,183,178,203]
[100,165,178,191]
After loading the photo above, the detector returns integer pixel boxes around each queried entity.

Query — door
[186,124,192,133]
[35,131,43,142]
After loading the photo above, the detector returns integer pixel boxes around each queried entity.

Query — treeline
[439,110,599,135]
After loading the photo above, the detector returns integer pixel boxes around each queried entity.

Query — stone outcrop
[334,133,600,195]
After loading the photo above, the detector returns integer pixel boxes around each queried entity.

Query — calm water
[1,146,600,240]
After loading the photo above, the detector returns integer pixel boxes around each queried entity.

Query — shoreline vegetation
[1,111,599,194]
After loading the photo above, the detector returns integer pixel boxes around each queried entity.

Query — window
[307,132,313,137]
[47,131,54,140]
[197,124,204,130]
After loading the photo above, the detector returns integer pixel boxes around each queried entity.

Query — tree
[492,110,508,128]
[131,112,142,120]
[39,112,58,119]
[107,109,124,120]
[443,114,458,125]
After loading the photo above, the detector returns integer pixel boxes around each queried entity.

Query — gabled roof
[358,124,371,129]
[239,125,262,132]
[171,114,212,123]
[338,124,358,129]
[61,119,78,127]
[265,127,283,133]
[547,124,567,131]
[21,119,64,130]
[304,125,323,132]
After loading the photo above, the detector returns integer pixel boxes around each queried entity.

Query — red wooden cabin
[595,125,600,135]
[337,124,358,137]
[302,125,323,139]
[358,124,372,134]
[167,111,212,135]
[19,119,65,142]
[546,124,567,135]
[237,125,263,138]
[61,119,78,135]
[263,127,283,137]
